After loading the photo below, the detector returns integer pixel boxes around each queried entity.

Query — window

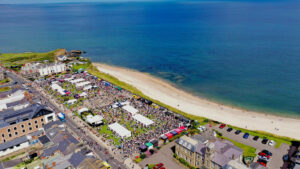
[2,134,4,137]
[10,122,16,125]
[22,130,25,133]
[190,151,192,156]
[35,120,37,124]
[29,127,32,131]
[197,162,199,166]
[47,116,53,121]
[28,122,31,125]
[41,119,44,122]
[21,125,24,128]
[36,125,38,128]
[23,118,29,121]
[14,127,17,130]
[7,129,11,132]
[8,134,12,137]
[15,132,18,135]
[3,139,6,143]
[42,123,44,126]
[16,144,20,147]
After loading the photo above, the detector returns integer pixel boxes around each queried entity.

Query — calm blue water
[1,1,300,117]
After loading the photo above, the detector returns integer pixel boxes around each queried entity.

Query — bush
[140,153,146,159]
[173,153,177,158]
[135,158,142,163]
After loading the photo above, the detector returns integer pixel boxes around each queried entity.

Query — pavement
[210,124,289,169]
[140,142,186,169]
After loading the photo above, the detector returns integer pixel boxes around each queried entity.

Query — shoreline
[93,62,300,140]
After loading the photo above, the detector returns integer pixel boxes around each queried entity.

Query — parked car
[235,130,241,135]
[243,133,249,139]
[154,163,164,169]
[268,140,275,146]
[262,138,268,144]
[253,136,259,141]
[219,124,226,129]
[262,149,273,156]
[227,128,233,132]
[197,126,206,132]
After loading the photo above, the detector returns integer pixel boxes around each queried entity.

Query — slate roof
[41,145,59,157]
[69,151,86,168]
[38,135,51,145]
[0,103,52,128]
[43,120,63,132]
[0,136,28,151]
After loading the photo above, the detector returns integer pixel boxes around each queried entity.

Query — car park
[219,124,226,129]
[268,140,275,146]
[253,136,259,141]
[243,133,249,139]
[235,130,241,135]
[262,138,268,144]
[197,126,206,132]
[227,128,233,132]
[262,149,272,156]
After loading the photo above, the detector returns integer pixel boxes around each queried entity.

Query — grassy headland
[0,49,65,70]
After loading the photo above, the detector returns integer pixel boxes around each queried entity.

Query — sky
[0,0,164,4]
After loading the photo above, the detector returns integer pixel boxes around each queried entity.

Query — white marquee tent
[76,81,91,87]
[78,107,89,115]
[51,83,65,95]
[108,122,131,138]
[122,105,138,115]
[132,114,154,126]
[70,78,85,84]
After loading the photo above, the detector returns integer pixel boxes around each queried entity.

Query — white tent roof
[83,85,92,91]
[76,81,91,87]
[66,99,77,104]
[86,115,103,124]
[79,92,87,97]
[64,76,74,81]
[70,78,85,84]
[50,83,65,95]
[120,101,130,106]
[108,122,131,138]
[122,105,138,115]
[132,114,154,126]
[78,107,89,114]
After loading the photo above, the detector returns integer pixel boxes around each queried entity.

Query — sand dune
[94,63,300,140]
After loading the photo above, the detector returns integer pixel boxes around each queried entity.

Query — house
[20,62,41,76]
[0,68,6,80]
[37,63,66,76]
[175,135,244,169]
[57,55,67,61]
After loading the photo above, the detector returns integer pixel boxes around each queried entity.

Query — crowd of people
[36,71,189,158]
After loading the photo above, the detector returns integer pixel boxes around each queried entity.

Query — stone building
[175,135,245,169]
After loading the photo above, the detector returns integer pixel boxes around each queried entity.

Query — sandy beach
[94,63,300,140]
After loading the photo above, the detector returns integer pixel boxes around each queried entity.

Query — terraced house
[175,135,245,169]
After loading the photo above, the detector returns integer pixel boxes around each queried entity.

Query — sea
[1,0,300,117]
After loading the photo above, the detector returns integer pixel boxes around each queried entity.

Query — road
[8,71,127,169]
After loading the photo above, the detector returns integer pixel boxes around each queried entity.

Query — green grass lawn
[99,125,121,146]
[220,136,257,157]
[0,49,64,68]
[0,78,10,84]
[0,86,11,93]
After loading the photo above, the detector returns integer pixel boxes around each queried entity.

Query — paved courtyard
[140,142,186,169]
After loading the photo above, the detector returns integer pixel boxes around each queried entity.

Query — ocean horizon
[1,0,300,117]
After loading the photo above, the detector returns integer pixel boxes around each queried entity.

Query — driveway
[210,125,289,169]
[140,142,186,169]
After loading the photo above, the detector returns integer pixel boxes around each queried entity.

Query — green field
[0,86,11,93]
[0,49,64,69]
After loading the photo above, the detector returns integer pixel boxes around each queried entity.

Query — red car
[219,124,226,129]
[154,163,164,169]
